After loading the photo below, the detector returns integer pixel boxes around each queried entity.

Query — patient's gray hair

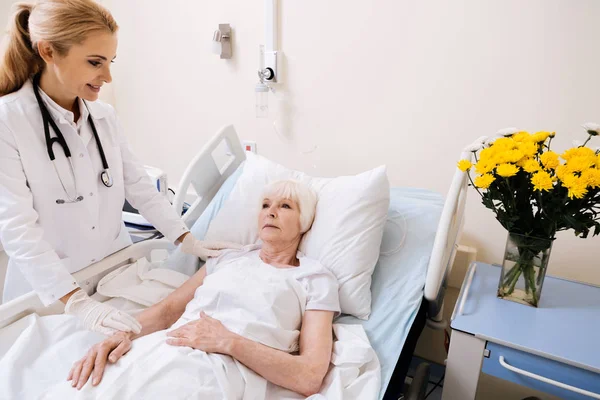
[262,180,318,233]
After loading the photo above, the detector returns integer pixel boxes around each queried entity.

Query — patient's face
[259,196,302,244]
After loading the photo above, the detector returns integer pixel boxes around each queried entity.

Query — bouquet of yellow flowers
[458,124,600,306]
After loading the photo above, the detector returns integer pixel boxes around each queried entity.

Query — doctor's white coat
[0,80,188,306]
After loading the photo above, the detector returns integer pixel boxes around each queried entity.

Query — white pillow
[205,153,390,319]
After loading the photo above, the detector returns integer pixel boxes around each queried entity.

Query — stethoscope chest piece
[101,169,113,188]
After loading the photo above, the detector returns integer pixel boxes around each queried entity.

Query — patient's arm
[131,265,208,339]
[230,310,334,396]
[167,309,334,397]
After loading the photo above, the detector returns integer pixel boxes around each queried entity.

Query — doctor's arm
[114,115,241,258]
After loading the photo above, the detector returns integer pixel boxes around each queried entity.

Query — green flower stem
[582,135,592,148]
[527,266,539,307]
[503,178,517,213]
[486,191,499,214]
[536,265,545,286]
[466,171,484,198]
[503,263,521,286]
[506,268,522,295]
[524,265,531,293]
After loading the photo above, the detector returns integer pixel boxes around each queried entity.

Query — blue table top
[452,262,600,374]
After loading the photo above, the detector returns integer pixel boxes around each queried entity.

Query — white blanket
[0,260,380,399]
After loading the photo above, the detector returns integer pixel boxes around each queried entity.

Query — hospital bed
[0,125,470,400]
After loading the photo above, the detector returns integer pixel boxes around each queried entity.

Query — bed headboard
[173,126,471,325]
[424,151,472,324]
[172,125,246,227]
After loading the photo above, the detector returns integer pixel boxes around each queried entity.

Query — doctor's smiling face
[38,31,118,103]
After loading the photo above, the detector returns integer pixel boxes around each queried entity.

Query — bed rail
[172,124,246,227]
[424,151,473,324]
[0,239,173,330]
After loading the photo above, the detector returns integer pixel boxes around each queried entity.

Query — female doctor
[0,0,239,335]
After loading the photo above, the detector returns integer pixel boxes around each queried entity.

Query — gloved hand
[180,234,243,261]
[64,290,142,336]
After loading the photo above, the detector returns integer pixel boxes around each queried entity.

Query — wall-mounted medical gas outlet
[255,0,282,118]
[260,0,280,83]
[243,141,257,153]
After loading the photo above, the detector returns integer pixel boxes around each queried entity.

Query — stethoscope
[32,74,113,205]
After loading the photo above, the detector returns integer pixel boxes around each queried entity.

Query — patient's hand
[166,311,236,354]
[67,331,133,390]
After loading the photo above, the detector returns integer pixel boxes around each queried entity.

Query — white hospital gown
[34,245,341,399]
[171,245,341,351]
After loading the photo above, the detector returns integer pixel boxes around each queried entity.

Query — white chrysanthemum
[496,127,519,137]
[463,136,489,152]
[582,122,600,136]
[464,142,484,152]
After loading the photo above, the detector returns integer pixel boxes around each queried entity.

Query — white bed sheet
[164,166,444,400]
[0,259,380,400]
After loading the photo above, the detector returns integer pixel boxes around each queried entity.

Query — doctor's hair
[262,180,318,233]
[0,0,118,97]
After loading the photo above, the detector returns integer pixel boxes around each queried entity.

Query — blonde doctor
[0,0,239,335]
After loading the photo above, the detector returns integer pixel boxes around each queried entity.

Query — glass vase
[497,232,553,307]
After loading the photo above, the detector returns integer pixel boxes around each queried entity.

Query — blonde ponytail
[0,0,118,97]
[0,3,44,97]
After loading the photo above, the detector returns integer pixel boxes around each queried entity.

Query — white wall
[103,0,600,284]
[1,1,598,280]
[2,1,598,283]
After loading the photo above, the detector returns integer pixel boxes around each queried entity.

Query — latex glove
[180,234,243,261]
[64,290,142,336]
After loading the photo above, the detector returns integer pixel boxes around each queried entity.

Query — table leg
[442,330,486,400]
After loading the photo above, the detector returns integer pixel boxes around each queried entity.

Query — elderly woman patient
[66,180,340,399]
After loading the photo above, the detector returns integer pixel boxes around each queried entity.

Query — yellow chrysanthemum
[523,159,541,173]
[479,148,495,163]
[496,163,520,178]
[531,171,553,192]
[516,157,530,168]
[518,142,539,158]
[457,159,472,172]
[494,151,509,164]
[566,156,596,173]
[555,165,568,181]
[560,174,588,199]
[531,131,552,143]
[562,147,595,161]
[505,149,525,163]
[568,185,588,199]
[512,132,532,143]
[581,168,600,189]
[540,151,560,170]
[561,173,578,188]
[597,154,600,169]
[474,174,495,189]
[492,137,516,151]
[475,160,494,175]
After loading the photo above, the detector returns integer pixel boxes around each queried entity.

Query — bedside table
[442,262,600,400]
